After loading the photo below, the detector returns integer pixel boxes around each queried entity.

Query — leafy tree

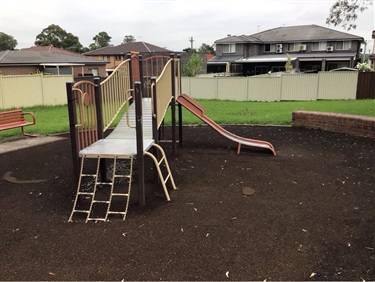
[356,62,374,71]
[326,0,373,30]
[285,53,293,73]
[182,53,202,77]
[183,47,197,53]
[123,35,136,43]
[0,32,18,50]
[198,43,215,55]
[34,24,83,52]
[92,31,111,49]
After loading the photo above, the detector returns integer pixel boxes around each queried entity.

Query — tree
[182,53,202,77]
[0,32,18,50]
[183,47,197,53]
[92,31,111,49]
[34,24,83,52]
[198,43,215,55]
[123,35,136,43]
[285,53,293,73]
[326,0,373,30]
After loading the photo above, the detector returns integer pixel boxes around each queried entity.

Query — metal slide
[176,94,276,156]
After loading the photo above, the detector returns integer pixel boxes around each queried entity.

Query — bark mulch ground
[0,125,374,281]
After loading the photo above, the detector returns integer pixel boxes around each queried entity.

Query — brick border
[292,110,375,139]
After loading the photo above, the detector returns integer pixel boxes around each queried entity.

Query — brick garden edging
[292,110,375,139]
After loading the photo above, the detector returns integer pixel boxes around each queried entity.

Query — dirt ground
[0,125,374,281]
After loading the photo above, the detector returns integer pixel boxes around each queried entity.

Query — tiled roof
[0,50,107,65]
[22,46,80,55]
[216,25,364,44]
[84,41,172,55]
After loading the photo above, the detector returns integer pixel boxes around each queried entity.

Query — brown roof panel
[84,41,172,55]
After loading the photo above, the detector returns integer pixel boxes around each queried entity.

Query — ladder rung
[158,157,165,166]
[112,193,129,197]
[87,218,107,221]
[81,174,97,177]
[114,175,131,178]
[163,174,171,184]
[77,192,94,195]
[92,200,110,204]
[107,211,127,215]
[96,182,113,186]
[73,210,89,213]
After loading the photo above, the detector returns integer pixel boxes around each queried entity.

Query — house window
[264,44,276,52]
[89,68,99,76]
[287,43,301,51]
[223,44,236,53]
[103,55,108,61]
[312,42,327,51]
[335,41,351,50]
[115,55,123,61]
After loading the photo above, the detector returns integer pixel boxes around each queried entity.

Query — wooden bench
[0,109,36,137]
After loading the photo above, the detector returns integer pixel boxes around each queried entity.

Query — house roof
[22,46,80,55]
[0,50,107,66]
[84,41,172,56]
[216,25,364,44]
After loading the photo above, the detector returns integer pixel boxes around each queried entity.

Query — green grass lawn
[1,99,374,139]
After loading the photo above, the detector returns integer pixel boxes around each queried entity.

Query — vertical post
[170,53,177,154]
[127,53,134,101]
[151,77,159,182]
[94,77,106,182]
[135,82,145,206]
[66,82,79,181]
[138,55,145,97]
[177,54,183,146]
[151,77,158,143]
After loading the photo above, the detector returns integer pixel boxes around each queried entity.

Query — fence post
[177,54,183,146]
[135,81,145,206]
[94,77,106,182]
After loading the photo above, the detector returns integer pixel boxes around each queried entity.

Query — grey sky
[1,0,374,52]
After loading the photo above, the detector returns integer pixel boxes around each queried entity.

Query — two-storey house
[84,41,173,74]
[208,24,364,76]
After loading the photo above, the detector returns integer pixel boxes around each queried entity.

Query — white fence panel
[317,72,357,100]
[248,77,281,101]
[185,77,218,99]
[1,75,44,108]
[42,75,74,105]
[217,77,247,101]
[0,75,74,109]
[281,74,318,101]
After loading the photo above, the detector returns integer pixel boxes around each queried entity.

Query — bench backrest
[0,109,26,125]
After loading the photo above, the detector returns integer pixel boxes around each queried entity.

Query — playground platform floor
[0,125,374,281]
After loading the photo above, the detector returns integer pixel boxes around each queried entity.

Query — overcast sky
[1,0,374,53]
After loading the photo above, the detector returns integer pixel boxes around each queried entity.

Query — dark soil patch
[0,125,374,281]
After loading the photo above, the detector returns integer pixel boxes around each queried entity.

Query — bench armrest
[22,111,36,125]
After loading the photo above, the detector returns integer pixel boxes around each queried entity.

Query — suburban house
[208,24,364,76]
[83,41,173,74]
[0,46,107,76]
[370,30,375,68]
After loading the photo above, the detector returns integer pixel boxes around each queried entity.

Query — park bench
[0,109,36,137]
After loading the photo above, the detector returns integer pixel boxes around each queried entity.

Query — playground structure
[66,54,180,222]
[66,53,276,222]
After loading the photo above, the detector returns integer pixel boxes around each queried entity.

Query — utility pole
[189,36,194,51]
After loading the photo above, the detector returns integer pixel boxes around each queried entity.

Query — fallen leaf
[48,272,56,276]
[310,272,316,278]
[225,271,229,278]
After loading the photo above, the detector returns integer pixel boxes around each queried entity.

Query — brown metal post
[127,53,134,102]
[138,55,145,97]
[94,77,106,182]
[151,77,159,183]
[66,82,79,181]
[135,82,145,206]
[170,53,177,154]
[177,54,183,146]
